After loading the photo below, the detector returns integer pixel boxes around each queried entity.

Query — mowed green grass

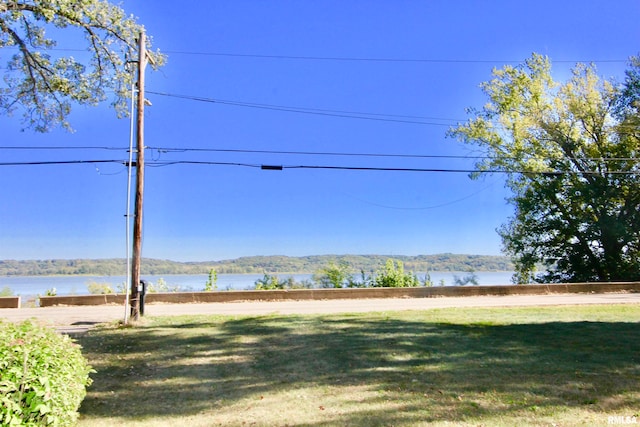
[76,304,640,426]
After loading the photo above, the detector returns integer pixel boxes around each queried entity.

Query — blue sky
[1,0,638,262]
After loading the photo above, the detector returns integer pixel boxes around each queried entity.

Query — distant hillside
[0,254,513,276]
[209,254,514,274]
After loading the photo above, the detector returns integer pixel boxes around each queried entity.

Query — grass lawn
[76,304,640,426]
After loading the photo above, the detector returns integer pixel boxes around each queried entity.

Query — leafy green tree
[0,0,165,131]
[204,268,218,291]
[449,54,640,283]
[421,271,433,287]
[614,56,640,118]
[373,259,420,288]
[313,260,353,288]
[254,273,283,290]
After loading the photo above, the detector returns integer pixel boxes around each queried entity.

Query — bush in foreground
[0,321,93,426]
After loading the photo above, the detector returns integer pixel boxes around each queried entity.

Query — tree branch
[0,17,69,121]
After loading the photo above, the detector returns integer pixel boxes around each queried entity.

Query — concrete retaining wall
[40,294,125,307]
[0,296,21,309]
[38,282,640,307]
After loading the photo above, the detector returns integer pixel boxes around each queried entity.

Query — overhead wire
[158,50,631,65]
[277,164,639,175]
[149,146,484,160]
[5,48,632,131]
[1,49,636,172]
[148,146,640,163]
[342,180,499,210]
[1,156,638,176]
[143,91,640,136]
[142,160,639,176]
[146,160,261,169]
[10,46,627,64]
[3,145,638,164]
[146,91,454,126]
[2,46,636,217]
[0,146,129,151]
[0,159,125,166]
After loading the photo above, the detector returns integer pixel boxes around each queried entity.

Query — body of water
[0,271,516,297]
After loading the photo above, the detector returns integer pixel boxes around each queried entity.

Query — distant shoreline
[1,272,519,300]
[0,254,514,277]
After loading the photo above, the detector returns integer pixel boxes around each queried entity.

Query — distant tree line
[0,254,514,277]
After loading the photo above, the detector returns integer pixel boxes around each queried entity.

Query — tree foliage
[372,259,420,288]
[449,54,640,283]
[0,0,164,131]
[313,260,353,288]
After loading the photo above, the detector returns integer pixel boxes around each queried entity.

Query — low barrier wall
[0,296,21,309]
[40,294,125,307]
[38,282,640,307]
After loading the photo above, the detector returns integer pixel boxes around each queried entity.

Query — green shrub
[254,273,284,290]
[0,321,93,426]
[313,261,353,288]
[204,268,218,291]
[86,281,114,294]
[350,269,373,288]
[115,281,127,293]
[144,278,182,293]
[372,259,420,288]
[422,271,434,287]
[253,274,310,290]
[0,286,14,297]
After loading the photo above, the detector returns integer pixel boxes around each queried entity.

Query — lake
[0,271,516,296]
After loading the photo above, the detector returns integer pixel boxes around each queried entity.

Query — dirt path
[2,292,639,333]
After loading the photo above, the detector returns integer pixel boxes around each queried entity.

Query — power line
[167,147,639,163]
[0,159,124,166]
[149,146,483,160]
[9,46,627,64]
[1,158,637,175]
[146,160,261,169]
[3,144,639,164]
[274,164,618,175]
[342,180,499,210]
[0,146,128,151]
[145,160,640,176]
[146,91,459,126]
[144,91,640,137]
[1,144,484,161]
[162,50,629,64]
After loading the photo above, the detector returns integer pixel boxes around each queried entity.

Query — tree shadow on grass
[77,314,640,425]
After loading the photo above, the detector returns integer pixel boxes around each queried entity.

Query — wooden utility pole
[130,31,147,321]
